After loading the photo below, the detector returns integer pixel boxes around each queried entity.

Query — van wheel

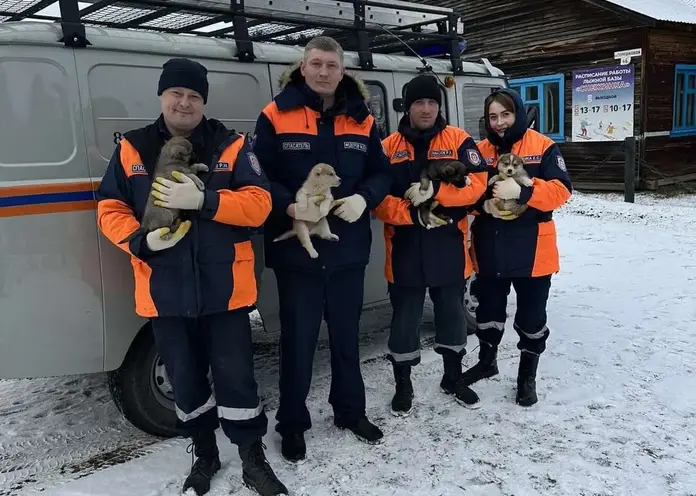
[107,323,180,438]
[465,275,478,335]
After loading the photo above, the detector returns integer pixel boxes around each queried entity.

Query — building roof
[599,0,696,24]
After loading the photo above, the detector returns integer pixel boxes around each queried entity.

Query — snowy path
[3,191,696,496]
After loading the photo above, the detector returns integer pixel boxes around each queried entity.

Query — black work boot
[440,350,481,409]
[280,432,306,464]
[182,430,221,496]
[334,415,384,444]
[391,363,414,417]
[516,351,540,407]
[460,341,499,386]
[239,439,288,496]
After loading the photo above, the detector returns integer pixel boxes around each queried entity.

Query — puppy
[418,159,472,227]
[273,163,341,259]
[484,152,533,219]
[119,136,208,243]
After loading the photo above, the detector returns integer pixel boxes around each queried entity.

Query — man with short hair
[96,57,288,496]
[374,73,488,416]
[252,36,392,463]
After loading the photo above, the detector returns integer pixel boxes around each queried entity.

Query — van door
[351,70,396,309]
[0,46,104,379]
[74,51,274,366]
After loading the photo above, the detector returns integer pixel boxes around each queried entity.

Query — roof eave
[580,0,657,27]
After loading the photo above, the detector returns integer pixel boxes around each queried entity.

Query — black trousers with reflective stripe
[473,275,552,355]
[274,266,366,435]
[387,281,467,366]
[151,310,267,446]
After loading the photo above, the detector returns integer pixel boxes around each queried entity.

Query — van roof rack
[0,0,466,73]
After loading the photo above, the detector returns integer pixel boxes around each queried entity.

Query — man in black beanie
[96,57,289,496]
[373,73,488,415]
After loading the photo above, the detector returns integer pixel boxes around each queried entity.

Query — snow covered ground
[2,190,696,496]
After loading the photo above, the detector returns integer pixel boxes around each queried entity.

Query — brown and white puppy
[418,159,472,228]
[119,136,208,243]
[484,152,532,219]
[273,163,342,258]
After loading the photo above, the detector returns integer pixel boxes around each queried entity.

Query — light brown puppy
[273,163,341,258]
[484,152,533,219]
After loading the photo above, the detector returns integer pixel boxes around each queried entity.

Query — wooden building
[419,0,696,190]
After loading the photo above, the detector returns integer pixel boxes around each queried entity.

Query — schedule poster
[571,64,635,142]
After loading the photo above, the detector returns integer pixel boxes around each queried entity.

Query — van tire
[107,324,181,439]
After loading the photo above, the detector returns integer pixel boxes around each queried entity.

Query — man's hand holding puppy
[332,194,367,223]
[286,195,326,223]
[404,180,434,206]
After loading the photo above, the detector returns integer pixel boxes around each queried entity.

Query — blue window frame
[508,74,565,142]
[673,65,696,137]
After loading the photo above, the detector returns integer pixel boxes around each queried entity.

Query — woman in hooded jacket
[461,88,573,406]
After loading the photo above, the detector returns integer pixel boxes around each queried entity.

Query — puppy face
[436,160,469,183]
[497,153,525,177]
[309,162,341,189]
[162,136,193,163]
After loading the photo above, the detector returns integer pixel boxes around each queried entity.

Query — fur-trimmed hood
[273,61,372,122]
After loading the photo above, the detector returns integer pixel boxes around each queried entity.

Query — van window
[461,85,498,140]
[0,60,76,166]
[364,81,389,139]
[87,64,268,162]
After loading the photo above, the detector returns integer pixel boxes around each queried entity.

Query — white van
[0,0,507,438]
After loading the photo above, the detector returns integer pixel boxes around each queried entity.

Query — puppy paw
[307,248,319,258]
[328,234,339,241]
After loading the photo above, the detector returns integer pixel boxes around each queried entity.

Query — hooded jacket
[97,115,270,318]
[471,88,573,278]
[252,63,391,273]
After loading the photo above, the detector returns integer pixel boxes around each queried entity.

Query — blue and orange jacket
[471,88,573,279]
[374,115,488,287]
[252,64,391,273]
[96,115,270,318]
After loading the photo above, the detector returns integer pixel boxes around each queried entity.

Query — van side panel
[0,47,104,379]
[72,51,274,371]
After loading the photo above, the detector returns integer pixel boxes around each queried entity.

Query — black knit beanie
[157,58,209,104]
[404,74,442,111]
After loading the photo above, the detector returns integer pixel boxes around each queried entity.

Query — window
[365,81,389,139]
[461,85,500,140]
[509,74,565,142]
[0,60,76,166]
[673,65,696,136]
[87,64,271,162]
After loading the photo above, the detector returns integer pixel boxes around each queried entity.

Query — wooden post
[624,136,636,203]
